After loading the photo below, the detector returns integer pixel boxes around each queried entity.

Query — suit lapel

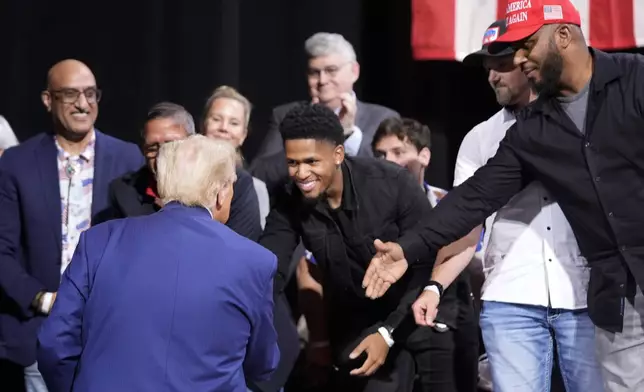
[35,135,63,253]
[92,131,113,217]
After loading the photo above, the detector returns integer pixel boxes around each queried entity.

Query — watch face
[433,323,449,333]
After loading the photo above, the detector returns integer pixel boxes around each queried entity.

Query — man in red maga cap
[362,1,644,391]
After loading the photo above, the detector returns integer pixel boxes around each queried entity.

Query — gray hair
[304,32,357,62]
[144,102,196,136]
[156,134,237,209]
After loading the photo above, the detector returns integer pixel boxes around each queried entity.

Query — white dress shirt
[453,108,589,310]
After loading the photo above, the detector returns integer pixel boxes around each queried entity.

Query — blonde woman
[201,86,270,228]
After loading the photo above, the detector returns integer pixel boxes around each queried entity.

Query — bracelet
[309,340,330,348]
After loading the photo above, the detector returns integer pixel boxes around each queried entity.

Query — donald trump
[37,135,279,392]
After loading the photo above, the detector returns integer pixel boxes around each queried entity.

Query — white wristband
[423,284,441,298]
[40,292,54,314]
[377,327,395,348]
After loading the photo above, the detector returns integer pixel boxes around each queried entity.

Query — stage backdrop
[1,0,642,189]
[413,0,644,60]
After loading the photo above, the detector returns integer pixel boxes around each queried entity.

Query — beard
[533,39,564,97]
[494,85,514,106]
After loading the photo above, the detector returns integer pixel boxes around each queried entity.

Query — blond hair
[202,85,252,128]
[156,134,237,208]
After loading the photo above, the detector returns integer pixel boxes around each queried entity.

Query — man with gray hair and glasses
[251,32,399,195]
[37,135,280,392]
[105,102,262,241]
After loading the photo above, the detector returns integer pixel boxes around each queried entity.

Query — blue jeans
[25,362,48,392]
[480,301,603,392]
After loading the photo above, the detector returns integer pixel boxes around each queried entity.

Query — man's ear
[350,62,360,84]
[216,187,227,211]
[334,144,346,166]
[556,24,573,49]
[41,90,52,112]
[418,147,431,167]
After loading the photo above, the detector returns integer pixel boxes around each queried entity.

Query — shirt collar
[501,107,517,124]
[54,129,96,162]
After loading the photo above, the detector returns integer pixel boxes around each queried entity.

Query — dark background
[1,0,640,189]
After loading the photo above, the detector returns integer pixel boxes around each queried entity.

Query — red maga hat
[495,0,581,44]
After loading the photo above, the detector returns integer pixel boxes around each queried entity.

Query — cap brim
[462,46,515,67]
[488,24,542,54]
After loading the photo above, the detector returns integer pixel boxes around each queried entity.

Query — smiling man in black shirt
[259,103,442,391]
[362,1,644,390]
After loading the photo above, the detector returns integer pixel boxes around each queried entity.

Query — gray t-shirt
[558,81,590,134]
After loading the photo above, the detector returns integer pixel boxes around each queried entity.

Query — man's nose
[296,165,311,179]
[514,50,527,67]
[319,71,330,84]
[488,69,500,85]
[75,93,90,110]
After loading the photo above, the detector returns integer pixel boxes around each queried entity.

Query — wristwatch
[423,280,444,298]
[377,324,395,347]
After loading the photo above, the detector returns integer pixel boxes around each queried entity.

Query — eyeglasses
[307,62,351,79]
[50,87,102,104]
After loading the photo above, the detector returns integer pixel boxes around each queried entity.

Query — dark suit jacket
[255,99,399,159]
[37,202,279,392]
[107,165,263,242]
[0,130,144,366]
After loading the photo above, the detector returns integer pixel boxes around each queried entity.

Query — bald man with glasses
[0,59,143,392]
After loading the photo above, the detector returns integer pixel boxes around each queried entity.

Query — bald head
[47,59,95,90]
[42,59,100,139]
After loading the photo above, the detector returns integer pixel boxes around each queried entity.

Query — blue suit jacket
[0,130,144,366]
[37,202,280,392]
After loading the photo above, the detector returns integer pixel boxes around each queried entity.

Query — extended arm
[398,133,526,264]
[365,129,527,298]
[432,225,483,289]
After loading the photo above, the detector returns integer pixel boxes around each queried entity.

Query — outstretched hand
[362,239,409,299]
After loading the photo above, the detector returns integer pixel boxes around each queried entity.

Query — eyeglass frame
[47,87,103,104]
[306,61,353,79]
